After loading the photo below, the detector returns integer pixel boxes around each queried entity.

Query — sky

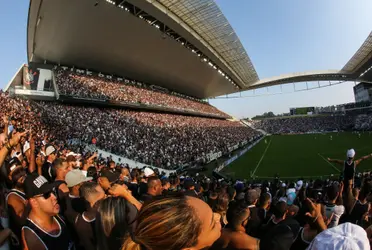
[0,1,371,118]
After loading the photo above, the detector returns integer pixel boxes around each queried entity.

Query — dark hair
[79,181,99,200]
[226,205,250,230]
[326,184,339,201]
[87,166,98,180]
[258,192,271,207]
[53,158,66,169]
[97,197,137,250]
[273,201,287,218]
[214,193,229,215]
[122,195,202,250]
[147,176,160,189]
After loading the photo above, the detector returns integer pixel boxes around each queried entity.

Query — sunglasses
[35,190,55,199]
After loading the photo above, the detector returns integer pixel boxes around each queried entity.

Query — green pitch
[221,132,372,180]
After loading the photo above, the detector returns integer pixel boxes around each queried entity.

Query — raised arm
[355,153,372,166]
[327,158,344,165]
[0,131,27,168]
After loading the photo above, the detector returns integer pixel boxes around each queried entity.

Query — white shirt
[325,204,345,228]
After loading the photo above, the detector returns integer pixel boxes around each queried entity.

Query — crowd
[1,90,372,249]
[355,114,372,131]
[0,91,259,169]
[252,115,356,134]
[55,70,229,118]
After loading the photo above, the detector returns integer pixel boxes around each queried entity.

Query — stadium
[1,1,372,249]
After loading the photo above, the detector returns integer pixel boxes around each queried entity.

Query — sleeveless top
[6,189,27,240]
[5,189,26,204]
[343,161,356,181]
[22,215,74,250]
[290,227,311,250]
[348,200,369,225]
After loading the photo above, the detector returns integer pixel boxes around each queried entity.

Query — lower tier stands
[0,91,259,169]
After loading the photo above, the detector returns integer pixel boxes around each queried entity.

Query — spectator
[212,206,259,250]
[65,169,92,214]
[140,176,163,202]
[75,182,105,250]
[122,195,222,250]
[325,183,345,228]
[22,173,73,250]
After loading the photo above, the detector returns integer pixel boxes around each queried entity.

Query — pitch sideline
[251,138,272,177]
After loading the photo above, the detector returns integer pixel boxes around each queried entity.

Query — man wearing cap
[22,173,74,250]
[138,167,155,197]
[65,169,93,214]
[328,149,372,189]
[6,157,28,243]
[42,145,57,182]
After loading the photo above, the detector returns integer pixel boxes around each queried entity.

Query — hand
[9,131,28,147]
[339,181,344,194]
[327,158,331,161]
[3,116,8,124]
[98,177,111,191]
[305,198,322,221]
[109,184,131,198]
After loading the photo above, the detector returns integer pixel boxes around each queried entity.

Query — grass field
[221,132,372,180]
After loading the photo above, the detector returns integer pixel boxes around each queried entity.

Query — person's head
[287,204,299,217]
[258,192,271,209]
[327,184,340,201]
[45,145,56,162]
[273,201,288,220]
[120,167,130,181]
[79,181,105,209]
[96,196,138,250]
[144,167,155,178]
[122,195,221,250]
[24,174,59,216]
[169,176,180,187]
[147,176,163,196]
[346,149,355,160]
[87,166,98,180]
[131,170,139,182]
[161,178,170,190]
[109,161,115,169]
[184,179,195,191]
[226,205,250,230]
[245,189,259,206]
[214,193,229,215]
[7,157,26,189]
[53,158,71,180]
[65,169,93,196]
[66,155,78,169]
[359,182,372,201]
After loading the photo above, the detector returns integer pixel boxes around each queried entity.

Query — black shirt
[42,161,53,182]
[23,215,74,250]
[75,213,96,250]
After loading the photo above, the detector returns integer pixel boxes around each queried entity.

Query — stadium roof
[27,0,258,99]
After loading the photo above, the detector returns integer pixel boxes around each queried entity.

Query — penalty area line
[251,138,272,178]
[317,153,341,173]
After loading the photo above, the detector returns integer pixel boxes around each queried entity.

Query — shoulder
[22,226,47,250]
[58,183,69,193]
[7,192,26,205]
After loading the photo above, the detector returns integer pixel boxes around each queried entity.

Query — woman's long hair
[122,195,202,250]
[96,196,138,250]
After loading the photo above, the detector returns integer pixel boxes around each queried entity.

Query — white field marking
[317,153,341,173]
[251,138,272,177]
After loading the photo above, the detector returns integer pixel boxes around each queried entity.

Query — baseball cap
[144,167,155,177]
[184,179,195,189]
[347,149,356,158]
[245,189,259,205]
[23,141,30,153]
[65,169,93,187]
[6,157,22,174]
[296,180,303,190]
[24,173,56,199]
[307,223,369,250]
[45,145,56,156]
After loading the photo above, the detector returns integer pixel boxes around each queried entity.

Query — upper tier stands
[55,70,230,118]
